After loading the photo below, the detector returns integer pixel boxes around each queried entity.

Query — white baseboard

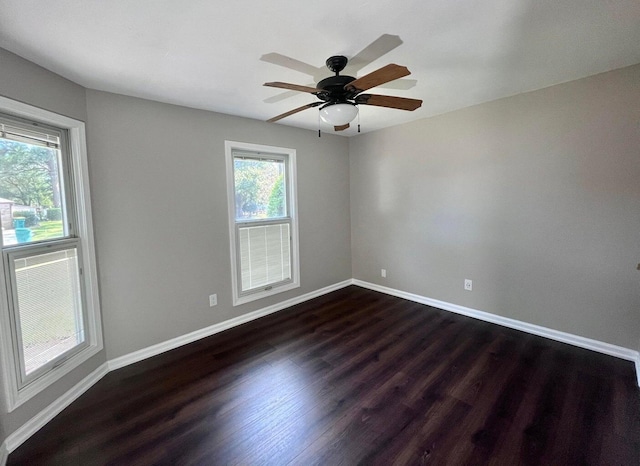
[4,362,108,454]
[4,277,638,460]
[108,279,353,371]
[0,441,7,466]
[353,279,640,372]
[3,280,352,458]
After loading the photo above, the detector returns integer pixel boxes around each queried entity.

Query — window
[0,97,102,411]
[225,141,299,305]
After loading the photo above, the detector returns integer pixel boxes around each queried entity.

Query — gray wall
[350,64,640,349]
[0,47,351,442]
[0,48,87,122]
[0,48,107,443]
[1,44,638,451]
[85,90,351,359]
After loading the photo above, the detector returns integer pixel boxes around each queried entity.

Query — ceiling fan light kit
[319,103,359,126]
[264,54,422,134]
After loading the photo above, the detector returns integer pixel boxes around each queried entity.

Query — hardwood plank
[7,286,639,465]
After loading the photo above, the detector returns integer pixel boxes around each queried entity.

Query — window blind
[239,223,291,291]
[0,122,61,149]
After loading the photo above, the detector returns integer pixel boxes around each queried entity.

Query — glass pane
[13,248,84,375]
[239,223,291,291]
[234,157,286,221]
[0,137,66,246]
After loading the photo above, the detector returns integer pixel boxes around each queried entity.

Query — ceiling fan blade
[334,124,350,131]
[355,94,422,111]
[345,64,411,94]
[267,102,322,123]
[264,81,324,94]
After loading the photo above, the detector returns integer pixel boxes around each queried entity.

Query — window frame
[0,96,103,411]
[4,240,89,387]
[225,141,300,306]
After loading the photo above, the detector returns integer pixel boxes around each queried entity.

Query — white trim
[108,279,352,370]
[224,140,300,306]
[0,441,7,466]
[0,96,103,412]
[2,278,638,460]
[4,362,108,453]
[69,122,104,354]
[3,280,351,457]
[6,345,103,413]
[353,279,640,367]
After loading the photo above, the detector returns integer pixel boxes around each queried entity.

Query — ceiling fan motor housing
[317,55,358,103]
[317,75,356,99]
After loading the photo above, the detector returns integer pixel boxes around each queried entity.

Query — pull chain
[318,109,321,138]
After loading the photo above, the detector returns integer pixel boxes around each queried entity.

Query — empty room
[0,1,639,465]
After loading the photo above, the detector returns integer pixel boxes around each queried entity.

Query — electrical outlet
[209,294,218,307]
[381,269,387,278]
[464,279,472,291]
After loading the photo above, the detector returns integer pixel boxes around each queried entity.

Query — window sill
[6,343,103,412]
[233,281,300,306]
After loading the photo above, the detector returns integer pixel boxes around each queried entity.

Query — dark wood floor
[8,286,639,465]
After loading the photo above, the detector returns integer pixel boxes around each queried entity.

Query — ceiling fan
[264,55,422,132]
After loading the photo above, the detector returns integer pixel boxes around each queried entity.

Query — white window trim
[0,96,103,411]
[225,140,300,306]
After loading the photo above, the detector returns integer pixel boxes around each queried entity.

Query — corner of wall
[3,280,353,456]
[0,440,7,466]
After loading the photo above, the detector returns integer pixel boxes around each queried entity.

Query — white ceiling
[1,0,639,136]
